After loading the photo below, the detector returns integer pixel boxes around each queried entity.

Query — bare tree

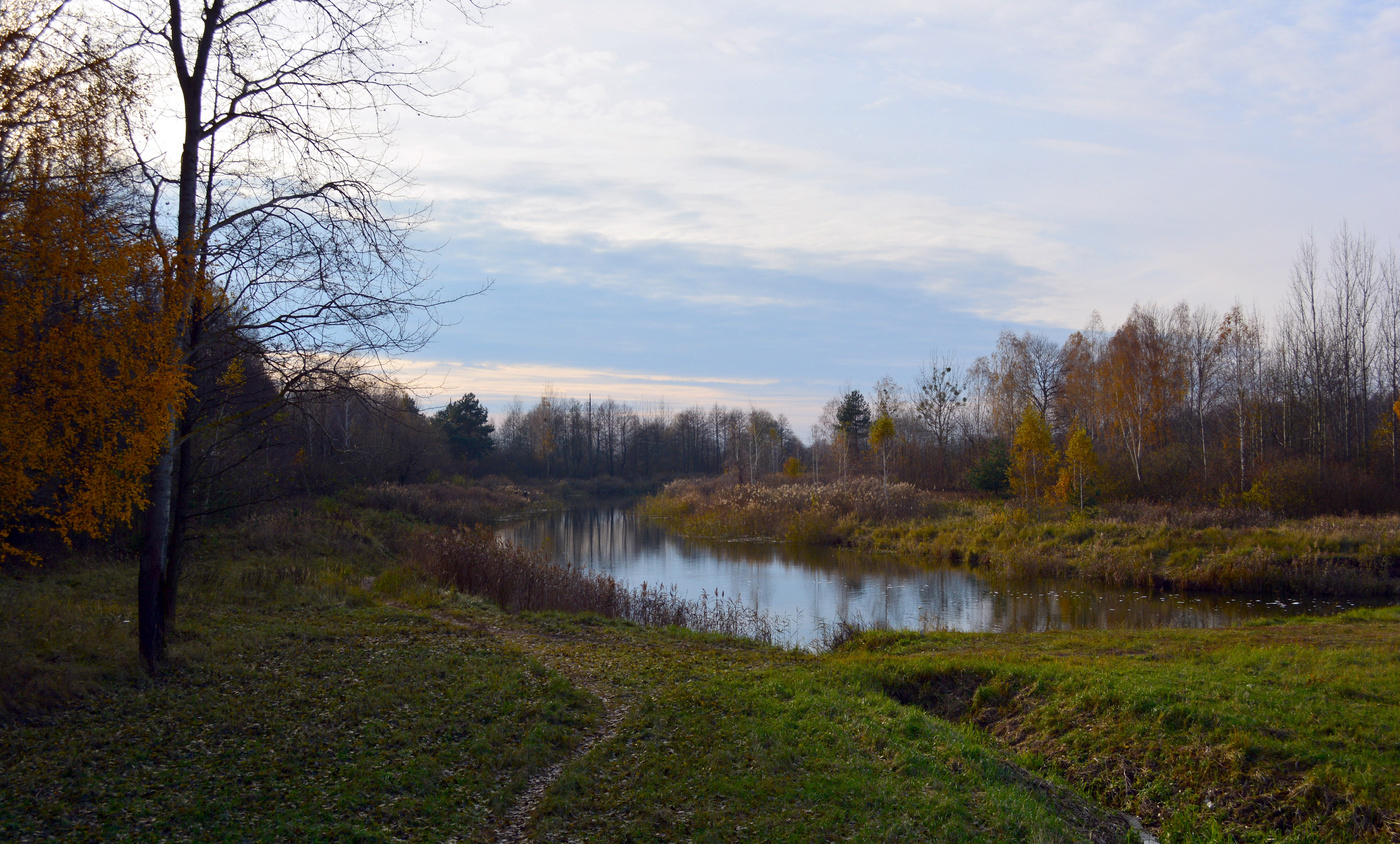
[979,331,1063,440]
[1379,248,1400,484]
[1022,332,1064,424]
[1327,223,1377,463]
[1219,304,1265,492]
[982,332,1031,441]
[964,356,994,444]
[1348,229,1378,465]
[815,395,846,480]
[1284,234,1329,466]
[111,0,491,669]
[914,351,966,484]
[1177,301,1222,481]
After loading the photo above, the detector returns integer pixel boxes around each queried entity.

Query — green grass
[1,604,599,843]
[3,490,1398,842]
[458,613,1133,843]
[837,607,1400,842]
[1,501,601,843]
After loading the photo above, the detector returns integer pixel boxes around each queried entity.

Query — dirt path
[426,609,1157,844]
[492,681,629,844]
[429,612,631,844]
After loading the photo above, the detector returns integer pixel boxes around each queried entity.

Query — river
[497,505,1388,645]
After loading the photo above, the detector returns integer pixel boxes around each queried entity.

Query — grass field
[3,492,1397,842]
[839,609,1400,842]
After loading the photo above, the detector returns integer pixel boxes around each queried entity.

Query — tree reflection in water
[497,507,1388,644]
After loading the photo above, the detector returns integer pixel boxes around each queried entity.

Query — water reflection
[497,507,1389,643]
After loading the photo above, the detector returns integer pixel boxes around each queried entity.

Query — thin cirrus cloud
[417,93,1067,284]
[395,0,1400,430]
[389,359,802,413]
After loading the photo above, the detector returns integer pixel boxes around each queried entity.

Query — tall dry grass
[646,477,1400,596]
[640,476,938,543]
[412,526,790,644]
[862,503,1400,596]
[350,480,534,526]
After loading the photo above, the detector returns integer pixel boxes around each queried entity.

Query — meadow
[2,487,1397,842]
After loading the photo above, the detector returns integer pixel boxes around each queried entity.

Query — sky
[386,0,1400,435]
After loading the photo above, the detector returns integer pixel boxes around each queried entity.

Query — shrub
[354,481,530,526]
[966,443,1011,495]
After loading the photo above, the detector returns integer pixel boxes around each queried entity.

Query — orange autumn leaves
[0,168,189,559]
[0,5,188,559]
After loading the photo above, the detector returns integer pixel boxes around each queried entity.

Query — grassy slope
[839,609,1400,842]
[480,615,1115,843]
[3,496,1398,842]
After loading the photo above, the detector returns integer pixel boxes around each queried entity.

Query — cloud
[393,360,782,407]
[419,120,1066,280]
[396,0,1400,370]
[1033,139,1133,157]
[403,11,1085,300]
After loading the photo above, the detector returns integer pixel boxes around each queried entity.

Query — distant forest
[473,224,1400,515]
[229,222,1400,517]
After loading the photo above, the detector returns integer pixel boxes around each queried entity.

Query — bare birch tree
[1178,301,1222,481]
[1380,248,1400,484]
[1327,223,1377,463]
[1284,234,1329,466]
[108,0,491,669]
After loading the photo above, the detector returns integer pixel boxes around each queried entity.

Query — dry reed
[413,526,789,644]
[354,481,532,526]
[640,476,937,543]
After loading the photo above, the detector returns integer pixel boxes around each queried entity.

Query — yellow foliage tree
[0,5,188,559]
[869,411,896,495]
[0,181,188,558]
[1055,425,1098,509]
[1009,404,1058,501]
[1102,305,1185,484]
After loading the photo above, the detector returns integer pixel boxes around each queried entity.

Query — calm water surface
[498,506,1389,644]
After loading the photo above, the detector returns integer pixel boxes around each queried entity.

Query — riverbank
[3,491,1397,842]
[640,478,1400,596]
[850,605,1400,842]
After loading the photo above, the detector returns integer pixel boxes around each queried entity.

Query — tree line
[481,393,805,481]
[812,225,1400,514]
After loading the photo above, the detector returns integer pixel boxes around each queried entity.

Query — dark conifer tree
[836,390,871,455]
[437,393,496,462]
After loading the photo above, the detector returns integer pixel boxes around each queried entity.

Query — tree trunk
[139,0,211,672]
[161,402,197,620]
[138,426,177,672]
[1392,395,1398,487]
[161,300,203,621]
